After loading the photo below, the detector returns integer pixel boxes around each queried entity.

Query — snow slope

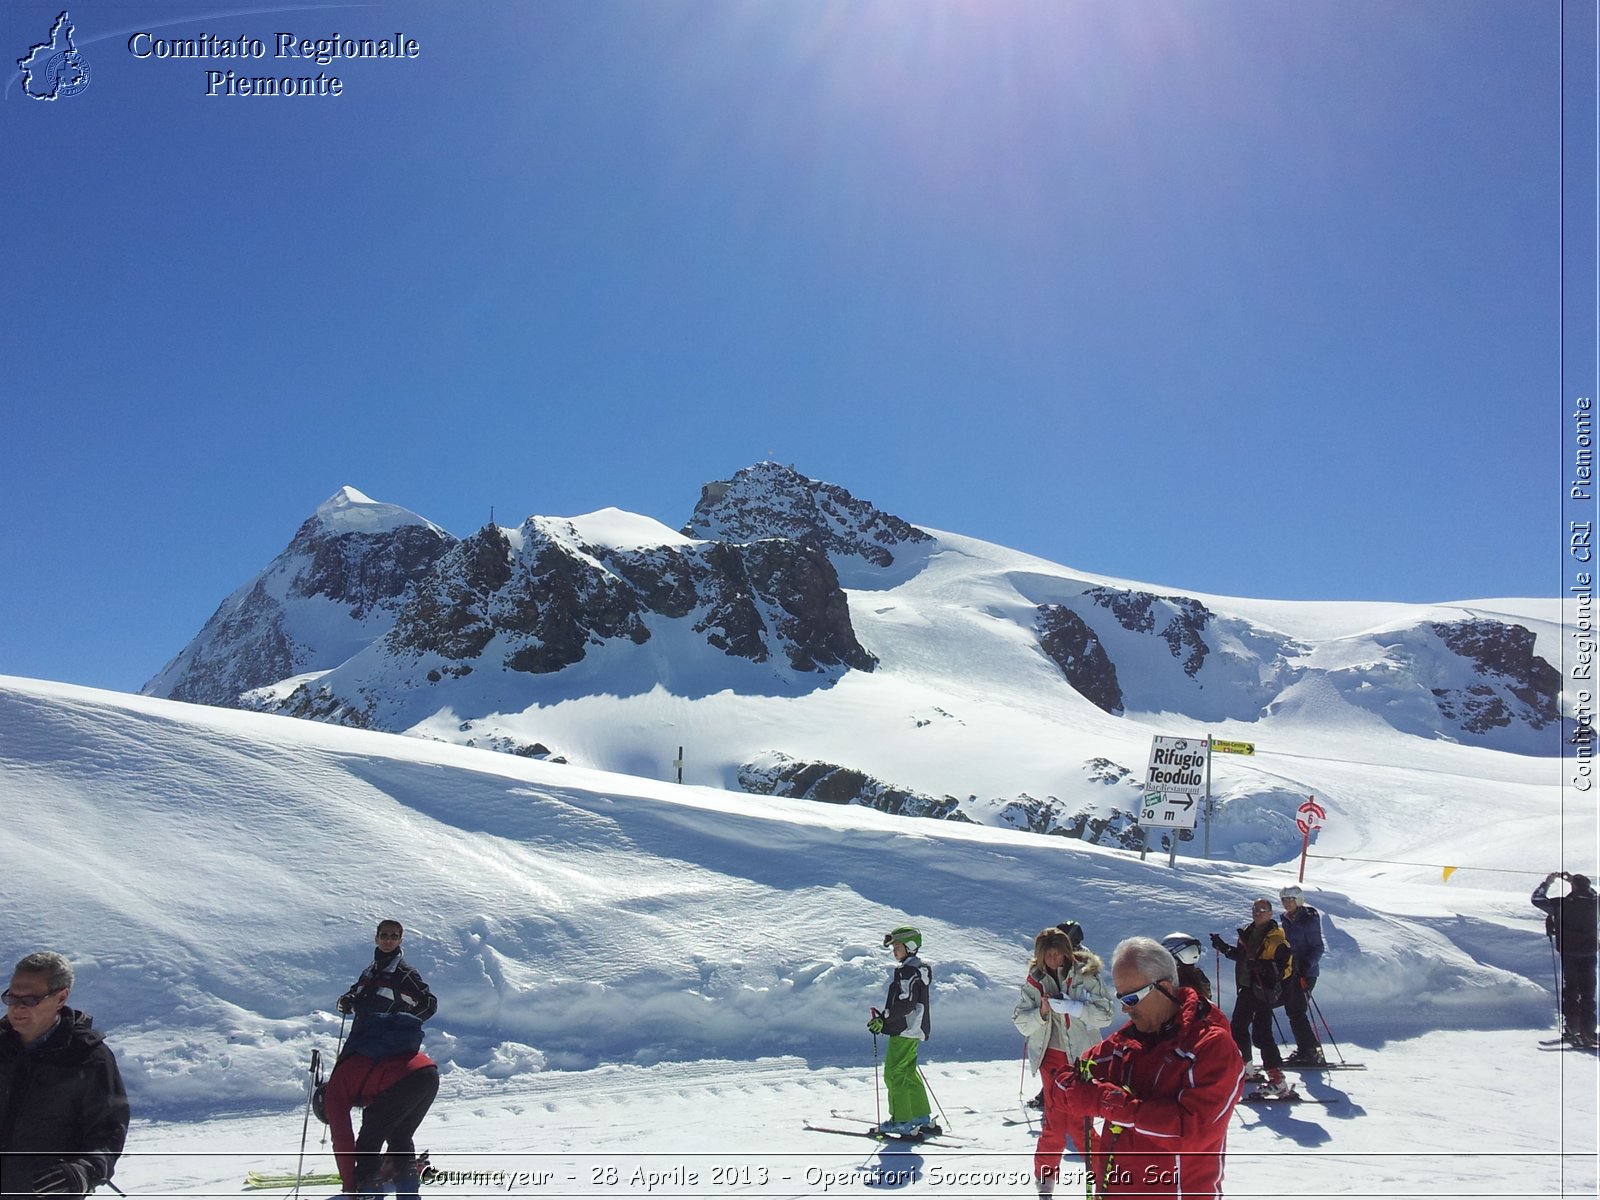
[1,675,1594,1196]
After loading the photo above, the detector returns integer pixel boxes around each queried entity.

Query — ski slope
[1,675,1593,1197]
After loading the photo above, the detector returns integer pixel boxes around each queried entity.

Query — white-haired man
[0,951,129,1197]
[1060,936,1244,1199]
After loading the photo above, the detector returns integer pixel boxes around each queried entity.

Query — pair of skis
[245,1155,435,1192]
[1241,1089,1337,1105]
[802,1110,963,1142]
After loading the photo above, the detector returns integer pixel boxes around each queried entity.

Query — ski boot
[1255,1069,1294,1099]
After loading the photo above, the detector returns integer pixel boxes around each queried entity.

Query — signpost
[1295,795,1326,882]
[1142,735,1266,864]
[1144,736,1206,866]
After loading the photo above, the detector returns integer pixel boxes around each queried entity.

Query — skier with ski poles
[326,920,440,1197]
[0,951,128,1198]
[1277,885,1326,1065]
[1012,925,1115,1197]
[1531,871,1599,1047]
[867,925,936,1138]
[1060,937,1244,1199]
[1211,898,1294,1098]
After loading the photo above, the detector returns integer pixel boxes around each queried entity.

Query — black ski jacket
[1533,880,1600,957]
[0,1008,129,1197]
[339,947,437,1060]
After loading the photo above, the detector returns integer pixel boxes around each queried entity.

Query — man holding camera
[1532,871,1598,1047]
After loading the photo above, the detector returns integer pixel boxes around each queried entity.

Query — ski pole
[1083,1117,1094,1200]
[917,1065,950,1133]
[1307,991,1346,1063]
[319,1013,349,1148]
[1548,932,1564,1034]
[1019,1044,1041,1133]
[872,1031,882,1129]
[292,1047,320,1200]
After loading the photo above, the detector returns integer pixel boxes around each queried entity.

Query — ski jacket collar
[372,945,403,971]
[1,1007,107,1059]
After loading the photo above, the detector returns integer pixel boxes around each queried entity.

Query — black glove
[34,1162,91,1196]
[337,992,355,1015]
[1209,933,1228,951]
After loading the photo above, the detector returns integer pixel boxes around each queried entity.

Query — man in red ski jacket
[1060,936,1244,1199]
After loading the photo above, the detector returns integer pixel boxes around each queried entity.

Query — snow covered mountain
[142,464,1565,862]
[143,488,456,705]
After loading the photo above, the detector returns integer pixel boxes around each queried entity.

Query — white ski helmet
[1161,932,1203,965]
[1280,885,1305,904]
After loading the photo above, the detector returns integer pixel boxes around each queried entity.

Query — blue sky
[0,1,1578,693]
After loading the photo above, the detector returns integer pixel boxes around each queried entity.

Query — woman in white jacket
[1012,925,1116,1197]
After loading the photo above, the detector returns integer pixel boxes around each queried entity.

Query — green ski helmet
[883,925,922,953]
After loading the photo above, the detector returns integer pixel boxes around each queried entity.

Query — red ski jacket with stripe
[1061,987,1244,1198]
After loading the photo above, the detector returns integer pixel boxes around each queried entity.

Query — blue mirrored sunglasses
[1117,982,1158,1008]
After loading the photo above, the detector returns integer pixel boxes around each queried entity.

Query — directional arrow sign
[1211,739,1256,756]
[1141,791,1201,830]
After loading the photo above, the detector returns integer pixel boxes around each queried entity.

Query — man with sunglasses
[1210,898,1294,1098]
[0,951,128,1197]
[1060,937,1243,1198]
[329,921,439,1197]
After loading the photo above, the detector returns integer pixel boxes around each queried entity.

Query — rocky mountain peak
[142,489,456,706]
[681,462,932,568]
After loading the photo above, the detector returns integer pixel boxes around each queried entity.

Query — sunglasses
[376,931,404,940]
[1117,982,1159,1008]
[2,987,63,1008]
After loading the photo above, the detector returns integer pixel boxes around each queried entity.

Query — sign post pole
[1204,739,1256,861]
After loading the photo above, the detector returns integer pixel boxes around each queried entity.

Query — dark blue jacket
[339,948,436,1061]
[1280,905,1325,982]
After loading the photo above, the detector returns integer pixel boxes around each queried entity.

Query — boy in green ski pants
[868,925,936,1137]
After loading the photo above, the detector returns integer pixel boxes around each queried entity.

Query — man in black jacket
[337,920,437,1062]
[0,952,129,1197]
[1532,872,1599,1047]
